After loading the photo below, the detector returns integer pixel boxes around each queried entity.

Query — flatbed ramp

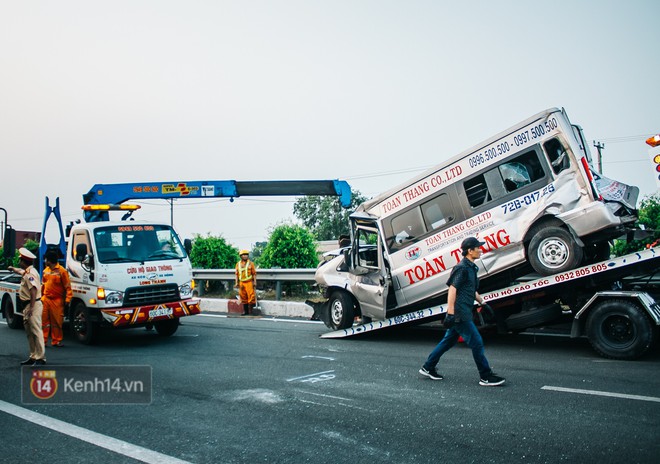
[320,246,659,339]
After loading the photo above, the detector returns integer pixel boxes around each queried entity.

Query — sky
[2,0,659,251]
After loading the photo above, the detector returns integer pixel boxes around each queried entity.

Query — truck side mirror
[184,238,192,255]
[3,226,16,259]
[75,243,88,262]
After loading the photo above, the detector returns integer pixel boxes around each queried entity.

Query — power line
[595,133,657,144]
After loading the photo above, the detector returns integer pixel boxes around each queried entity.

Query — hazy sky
[2,1,659,250]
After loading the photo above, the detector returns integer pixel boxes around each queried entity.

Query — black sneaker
[479,373,505,386]
[419,366,443,380]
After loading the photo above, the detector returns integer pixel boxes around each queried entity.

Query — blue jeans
[423,320,492,378]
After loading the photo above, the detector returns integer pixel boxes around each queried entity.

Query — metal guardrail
[192,268,317,299]
[192,268,316,282]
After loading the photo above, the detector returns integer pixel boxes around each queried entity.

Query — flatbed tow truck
[317,244,660,360]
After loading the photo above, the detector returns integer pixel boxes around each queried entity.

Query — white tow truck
[1,198,201,344]
[314,244,660,360]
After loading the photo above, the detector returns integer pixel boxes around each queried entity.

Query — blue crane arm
[82,179,352,222]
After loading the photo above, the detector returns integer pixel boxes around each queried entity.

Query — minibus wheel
[328,291,355,330]
[528,227,583,275]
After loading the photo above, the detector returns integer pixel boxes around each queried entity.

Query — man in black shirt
[419,237,505,386]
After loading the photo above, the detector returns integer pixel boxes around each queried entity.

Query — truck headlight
[104,291,124,305]
[179,281,194,298]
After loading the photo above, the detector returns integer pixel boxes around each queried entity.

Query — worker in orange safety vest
[41,249,72,347]
[235,250,257,315]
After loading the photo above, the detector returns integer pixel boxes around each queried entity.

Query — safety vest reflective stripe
[237,261,253,282]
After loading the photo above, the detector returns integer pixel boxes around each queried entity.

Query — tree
[189,234,239,293]
[293,190,369,241]
[259,223,318,269]
[250,241,267,267]
[612,194,660,256]
[189,234,239,269]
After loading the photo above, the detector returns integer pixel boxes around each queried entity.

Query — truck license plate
[149,307,173,318]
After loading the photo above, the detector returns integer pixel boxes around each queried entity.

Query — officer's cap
[19,247,36,262]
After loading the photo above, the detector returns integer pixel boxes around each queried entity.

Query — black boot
[242,304,249,316]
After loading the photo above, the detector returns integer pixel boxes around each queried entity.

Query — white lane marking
[542,386,660,403]
[197,313,323,324]
[299,399,327,406]
[286,370,335,382]
[0,400,191,464]
[302,355,335,361]
[257,318,323,325]
[295,390,352,401]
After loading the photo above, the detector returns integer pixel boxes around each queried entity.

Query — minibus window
[421,194,454,231]
[390,207,425,250]
[500,162,531,192]
[544,138,570,174]
[499,152,546,193]
[465,175,492,207]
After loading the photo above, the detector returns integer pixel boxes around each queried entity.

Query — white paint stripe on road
[296,390,352,401]
[256,317,323,324]
[197,313,323,324]
[541,386,660,403]
[286,370,335,382]
[0,400,191,464]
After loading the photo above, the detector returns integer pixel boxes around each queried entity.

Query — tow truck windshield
[93,224,186,263]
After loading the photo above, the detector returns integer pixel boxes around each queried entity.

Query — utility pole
[593,140,605,174]
[169,199,174,227]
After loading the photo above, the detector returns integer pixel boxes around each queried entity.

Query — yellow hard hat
[239,249,250,256]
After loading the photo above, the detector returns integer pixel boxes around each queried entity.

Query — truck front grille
[124,284,180,306]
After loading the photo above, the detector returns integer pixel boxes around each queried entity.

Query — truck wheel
[328,291,355,331]
[154,319,179,336]
[586,299,656,360]
[3,298,23,329]
[529,227,583,275]
[505,303,562,331]
[71,303,99,345]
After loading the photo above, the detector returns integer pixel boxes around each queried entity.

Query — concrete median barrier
[200,298,315,319]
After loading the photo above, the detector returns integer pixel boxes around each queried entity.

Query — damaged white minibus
[315,107,639,330]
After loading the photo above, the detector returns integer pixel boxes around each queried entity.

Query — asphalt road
[1,315,659,464]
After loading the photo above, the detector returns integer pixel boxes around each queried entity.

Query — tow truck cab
[66,220,199,344]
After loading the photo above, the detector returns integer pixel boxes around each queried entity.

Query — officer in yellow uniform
[235,250,257,315]
[9,248,46,366]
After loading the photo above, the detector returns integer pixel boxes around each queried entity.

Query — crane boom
[82,179,352,222]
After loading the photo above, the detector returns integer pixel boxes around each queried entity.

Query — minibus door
[349,224,389,321]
